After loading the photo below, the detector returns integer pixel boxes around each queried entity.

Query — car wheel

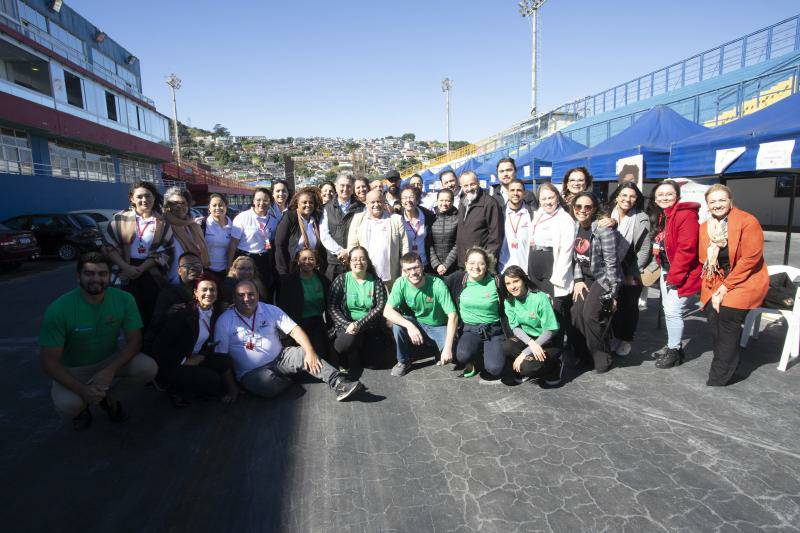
[57,243,79,261]
[0,261,21,272]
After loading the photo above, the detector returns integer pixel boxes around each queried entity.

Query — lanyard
[136,217,153,243]
[235,309,257,341]
[404,216,423,239]
[507,210,527,240]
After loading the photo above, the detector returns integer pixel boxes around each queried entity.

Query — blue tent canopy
[670,92,800,177]
[516,132,587,181]
[552,105,708,182]
[455,157,481,176]
[474,151,508,181]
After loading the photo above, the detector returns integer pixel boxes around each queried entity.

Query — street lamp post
[519,0,548,117]
[165,73,182,169]
[441,77,452,155]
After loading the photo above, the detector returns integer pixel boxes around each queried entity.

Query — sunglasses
[574,204,595,211]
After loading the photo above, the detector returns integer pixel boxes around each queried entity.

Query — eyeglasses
[402,265,422,273]
[180,263,203,271]
[574,204,594,212]
[350,257,366,263]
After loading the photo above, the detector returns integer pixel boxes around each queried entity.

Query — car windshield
[69,214,98,229]
[0,223,10,231]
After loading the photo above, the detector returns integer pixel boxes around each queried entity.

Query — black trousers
[325,261,348,283]
[297,316,334,365]
[158,354,233,398]
[612,284,644,342]
[124,269,160,332]
[705,305,749,386]
[333,327,385,369]
[236,249,275,301]
[529,248,571,348]
[502,337,561,379]
[570,280,614,372]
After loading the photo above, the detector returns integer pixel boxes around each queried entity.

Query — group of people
[38,158,771,430]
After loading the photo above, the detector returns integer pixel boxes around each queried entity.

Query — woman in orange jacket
[699,184,769,386]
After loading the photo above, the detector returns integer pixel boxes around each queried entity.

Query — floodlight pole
[442,77,452,155]
[166,73,182,169]
[519,0,548,117]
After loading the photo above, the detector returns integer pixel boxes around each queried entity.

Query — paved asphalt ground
[1,233,799,532]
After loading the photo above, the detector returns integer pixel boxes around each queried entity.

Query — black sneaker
[655,347,682,369]
[98,396,130,422]
[390,362,411,377]
[333,379,365,401]
[72,406,92,431]
[168,391,190,409]
[541,360,564,389]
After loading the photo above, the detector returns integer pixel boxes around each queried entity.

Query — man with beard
[439,169,461,209]
[490,157,538,212]
[455,171,502,268]
[498,179,533,273]
[384,169,402,214]
[214,280,365,401]
[39,252,157,430]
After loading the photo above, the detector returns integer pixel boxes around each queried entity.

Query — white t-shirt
[231,208,278,253]
[403,209,427,265]
[203,216,232,271]
[531,207,562,249]
[129,214,156,259]
[214,302,297,379]
[499,206,531,272]
[294,216,318,256]
[363,216,392,282]
[192,306,214,355]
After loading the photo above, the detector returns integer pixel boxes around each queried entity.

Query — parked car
[0,222,40,271]
[192,205,240,222]
[2,213,103,261]
[69,209,121,235]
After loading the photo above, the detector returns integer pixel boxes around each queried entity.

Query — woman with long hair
[328,246,388,373]
[428,188,459,276]
[163,187,209,284]
[699,184,769,386]
[501,266,562,387]
[274,187,326,276]
[528,182,575,347]
[103,180,174,329]
[570,192,621,374]
[221,255,267,306]
[607,182,650,357]
[275,248,334,365]
[446,246,510,381]
[647,180,701,368]
[561,166,593,207]
[149,275,239,407]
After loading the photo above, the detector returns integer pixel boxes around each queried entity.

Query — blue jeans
[392,317,449,364]
[659,271,693,349]
[456,322,505,376]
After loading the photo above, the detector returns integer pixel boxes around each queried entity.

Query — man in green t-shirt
[384,252,458,376]
[39,252,157,430]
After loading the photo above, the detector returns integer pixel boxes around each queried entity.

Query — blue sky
[70,0,799,141]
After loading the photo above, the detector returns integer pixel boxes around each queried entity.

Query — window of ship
[105,91,118,121]
[0,39,52,96]
[120,158,158,183]
[49,142,114,182]
[63,71,84,108]
[0,128,33,175]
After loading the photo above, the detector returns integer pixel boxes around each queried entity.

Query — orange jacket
[698,207,769,310]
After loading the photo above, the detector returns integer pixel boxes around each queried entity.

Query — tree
[213,149,231,165]
[212,124,230,138]
[450,140,470,150]
[401,133,415,141]
[270,154,283,164]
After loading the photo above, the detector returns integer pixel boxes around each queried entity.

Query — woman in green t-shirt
[275,248,333,365]
[446,247,509,380]
[501,265,563,387]
[328,246,387,373]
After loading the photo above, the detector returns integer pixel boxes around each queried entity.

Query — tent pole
[784,173,796,265]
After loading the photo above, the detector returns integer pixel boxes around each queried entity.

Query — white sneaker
[616,341,631,357]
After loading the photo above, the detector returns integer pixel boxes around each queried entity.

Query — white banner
[714,147,745,174]
[540,166,552,178]
[616,154,644,190]
[756,140,795,170]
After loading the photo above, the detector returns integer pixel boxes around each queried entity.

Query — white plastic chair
[739,265,800,371]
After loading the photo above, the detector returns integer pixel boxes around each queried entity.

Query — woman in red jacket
[647,180,701,368]
[699,185,769,386]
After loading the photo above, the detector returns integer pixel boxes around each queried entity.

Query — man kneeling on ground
[214,280,365,400]
[384,252,458,376]
[39,252,158,430]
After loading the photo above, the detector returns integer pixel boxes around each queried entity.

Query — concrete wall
[0,172,128,219]
[727,177,800,229]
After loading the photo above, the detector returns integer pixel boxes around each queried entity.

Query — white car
[69,209,122,235]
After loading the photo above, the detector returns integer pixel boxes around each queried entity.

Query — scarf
[297,212,320,251]
[612,207,637,260]
[165,211,210,267]
[104,209,168,263]
[703,216,728,280]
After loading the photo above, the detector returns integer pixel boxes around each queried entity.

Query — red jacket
[664,202,701,297]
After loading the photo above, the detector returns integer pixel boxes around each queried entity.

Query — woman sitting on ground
[570,192,621,374]
[501,266,563,387]
[276,248,334,366]
[446,246,510,381]
[149,275,239,407]
[221,255,267,306]
[607,182,651,357]
[328,246,388,373]
[699,184,769,387]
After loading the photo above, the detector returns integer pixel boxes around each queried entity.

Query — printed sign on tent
[756,140,795,170]
[523,165,530,178]
[540,166,552,178]
[714,147,745,174]
[615,154,644,190]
